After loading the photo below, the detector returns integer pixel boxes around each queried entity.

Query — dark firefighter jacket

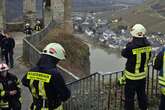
[34,24,42,31]
[154,47,165,95]
[154,47,164,73]
[1,37,15,52]
[0,72,21,108]
[121,37,152,80]
[0,33,5,47]
[24,26,32,35]
[22,55,71,109]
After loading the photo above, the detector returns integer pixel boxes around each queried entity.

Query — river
[89,44,126,73]
[75,34,126,74]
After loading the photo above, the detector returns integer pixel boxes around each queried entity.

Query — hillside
[36,27,90,78]
[109,0,165,33]
[72,0,144,12]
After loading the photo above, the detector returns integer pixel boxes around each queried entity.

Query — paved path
[8,32,32,110]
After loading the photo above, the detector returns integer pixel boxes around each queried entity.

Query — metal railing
[23,20,56,65]
[64,64,160,110]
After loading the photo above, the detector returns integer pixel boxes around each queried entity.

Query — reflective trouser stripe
[54,105,63,110]
[160,52,165,95]
[163,52,165,77]
[41,108,49,110]
[159,76,165,86]
[0,100,9,108]
[160,87,165,96]
[31,105,36,110]
[124,69,147,80]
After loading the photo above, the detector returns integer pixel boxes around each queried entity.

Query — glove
[117,76,126,86]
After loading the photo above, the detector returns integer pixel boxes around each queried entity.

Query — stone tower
[51,0,73,34]
[2,0,24,31]
[1,0,73,33]
[24,0,44,27]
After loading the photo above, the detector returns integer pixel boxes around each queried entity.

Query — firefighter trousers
[124,78,148,110]
[159,94,165,110]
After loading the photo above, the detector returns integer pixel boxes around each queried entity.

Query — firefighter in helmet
[118,24,152,110]
[154,46,165,110]
[0,63,21,110]
[24,23,33,35]
[34,20,42,31]
[22,43,71,110]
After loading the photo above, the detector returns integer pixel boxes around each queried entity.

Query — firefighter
[0,63,21,110]
[24,23,33,35]
[0,30,5,60]
[22,43,71,110]
[1,32,15,68]
[154,47,165,110]
[34,20,42,31]
[118,24,152,110]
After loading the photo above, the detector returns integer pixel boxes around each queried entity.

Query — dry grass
[36,27,90,77]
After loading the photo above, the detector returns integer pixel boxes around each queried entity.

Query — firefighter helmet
[130,24,146,38]
[37,20,41,24]
[0,63,9,72]
[25,23,30,26]
[42,43,66,60]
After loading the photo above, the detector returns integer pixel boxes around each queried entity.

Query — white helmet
[25,23,30,26]
[130,24,146,38]
[37,20,41,24]
[42,43,66,60]
[0,63,9,72]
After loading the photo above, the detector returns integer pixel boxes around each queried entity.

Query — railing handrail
[23,38,41,54]
[64,64,160,110]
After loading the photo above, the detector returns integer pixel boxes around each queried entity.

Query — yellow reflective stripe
[32,105,36,110]
[19,97,22,103]
[160,87,165,95]
[124,70,147,80]
[27,72,51,83]
[41,108,49,110]
[16,79,21,88]
[159,76,165,86]
[135,54,141,73]
[163,52,165,77]
[145,52,150,68]
[30,80,37,98]
[38,81,47,98]
[0,83,4,90]
[54,105,63,110]
[132,46,151,54]
[1,91,5,96]
[0,100,9,108]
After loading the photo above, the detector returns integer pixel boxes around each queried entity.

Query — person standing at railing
[118,24,152,110]
[22,43,71,110]
[24,23,33,35]
[34,20,42,31]
[153,46,165,110]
